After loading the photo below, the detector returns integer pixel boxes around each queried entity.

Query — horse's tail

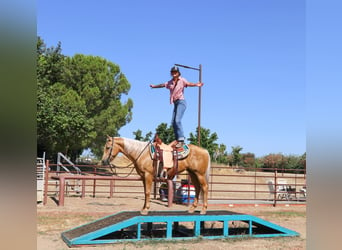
[200,150,211,202]
[206,150,211,184]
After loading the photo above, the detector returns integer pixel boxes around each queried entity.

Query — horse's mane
[120,137,149,155]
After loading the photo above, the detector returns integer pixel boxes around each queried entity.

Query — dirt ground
[37,195,306,250]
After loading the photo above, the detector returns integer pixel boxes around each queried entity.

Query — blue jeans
[171,99,186,141]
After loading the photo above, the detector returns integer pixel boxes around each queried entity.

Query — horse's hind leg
[187,171,200,214]
[141,172,153,215]
[193,173,208,215]
[199,174,209,214]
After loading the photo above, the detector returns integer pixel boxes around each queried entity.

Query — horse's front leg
[141,172,153,215]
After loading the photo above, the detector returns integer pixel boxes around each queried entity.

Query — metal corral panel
[37,158,45,202]
[62,210,299,247]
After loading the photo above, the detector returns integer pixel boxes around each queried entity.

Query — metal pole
[274,170,277,207]
[167,179,174,207]
[174,63,199,71]
[43,160,49,205]
[198,64,202,146]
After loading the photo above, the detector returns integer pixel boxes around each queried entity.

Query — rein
[107,137,153,177]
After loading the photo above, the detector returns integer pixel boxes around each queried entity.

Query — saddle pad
[177,144,190,159]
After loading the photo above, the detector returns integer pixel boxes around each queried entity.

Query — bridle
[105,137,115,165]
[105,137,154,177]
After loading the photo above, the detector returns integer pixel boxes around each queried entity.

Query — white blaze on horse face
[102,137,114,161]
[102,142,109,162]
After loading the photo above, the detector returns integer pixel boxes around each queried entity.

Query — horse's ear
[106,135,110,139]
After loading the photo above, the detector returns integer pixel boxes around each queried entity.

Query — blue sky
[37,0,305,157]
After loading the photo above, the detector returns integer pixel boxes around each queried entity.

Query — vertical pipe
[254,167,257,200]
[273,170,277,207]
[153,161,157,199]
[195,220,201,236]
[81,179,85,198]
[153,180,157,199]
[223,220,229,236]
[43,160,49,205]
[294,170,298,201]
[198,64,202,146]
[93,167,96,198]
[187,175,191,205]
[210,165,213,199]
[167,179,174,207]
[166,221,172,239]
[57,154,60,174]
[110,179,114,198]
[137,223,141,240]
[59,176,65,206]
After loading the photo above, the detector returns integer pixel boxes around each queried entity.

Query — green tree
[155,123,174,144]
[37,37,69,158]
[133,124,228,163]
[261,154,286,172]
[214,144,229,164]
[284,153,306,172]
[242,152,256,169]
[133,129,153,141]
[37,82,95,160]
[37,37,133,160]
[299,152,306,171]
[37,37,65,87]
[61,54,133,156]
[285,155,301,170]
[257,153,306,172]
[254,158,264,169]
[231,146,243,166]
[133,129,144,141]
[189,127,219,159]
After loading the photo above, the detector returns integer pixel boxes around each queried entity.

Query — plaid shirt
[164,77,189,104]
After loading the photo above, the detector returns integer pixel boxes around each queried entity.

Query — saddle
[150,135,190,180]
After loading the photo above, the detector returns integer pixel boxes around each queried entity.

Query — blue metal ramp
[62,210,299,247]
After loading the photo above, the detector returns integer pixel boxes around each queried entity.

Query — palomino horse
[101,136,211,215]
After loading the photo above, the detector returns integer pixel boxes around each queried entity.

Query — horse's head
[101,136,120,165]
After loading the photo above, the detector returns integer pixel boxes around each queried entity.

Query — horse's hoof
[140,210,149,215]
[188,207,195,213]
[200,210,207,215]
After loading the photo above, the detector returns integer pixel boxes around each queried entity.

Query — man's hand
[150,84,164,88]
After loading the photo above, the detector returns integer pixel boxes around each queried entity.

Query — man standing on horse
[150,66,203,148]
